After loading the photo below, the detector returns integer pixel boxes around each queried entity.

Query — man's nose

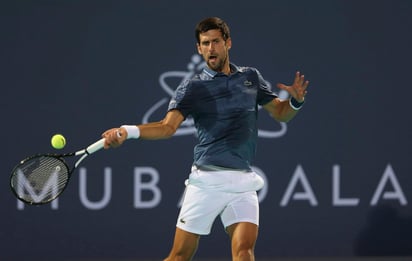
[209,42,216,51]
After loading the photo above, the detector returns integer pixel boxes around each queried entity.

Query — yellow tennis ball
[51,134,66,149]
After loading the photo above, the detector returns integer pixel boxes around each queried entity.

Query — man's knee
[164,228,200,261]
[233,240,255,256]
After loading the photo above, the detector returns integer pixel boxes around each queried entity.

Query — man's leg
[164,227,200,261]
[227,222,258,261]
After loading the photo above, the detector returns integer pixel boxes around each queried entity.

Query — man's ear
[197,43,202,54]
[226,38,232,50]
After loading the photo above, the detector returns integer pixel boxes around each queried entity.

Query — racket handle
[86,138,105,154]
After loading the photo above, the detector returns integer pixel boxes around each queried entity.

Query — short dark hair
[195,17,230,44]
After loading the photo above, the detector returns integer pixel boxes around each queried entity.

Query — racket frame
[10,138,105,205]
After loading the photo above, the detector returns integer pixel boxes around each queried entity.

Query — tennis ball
[51,134,66,149]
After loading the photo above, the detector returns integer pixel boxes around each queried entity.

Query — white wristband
[121,125,140,139]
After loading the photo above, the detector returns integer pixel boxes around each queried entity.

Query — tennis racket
[10,138,106,205]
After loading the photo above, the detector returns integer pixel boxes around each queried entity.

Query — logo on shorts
[179,218,186,224]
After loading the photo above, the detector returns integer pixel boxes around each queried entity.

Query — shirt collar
[202,63,241,78]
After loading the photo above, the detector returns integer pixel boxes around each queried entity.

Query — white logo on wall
[142,54,288,138]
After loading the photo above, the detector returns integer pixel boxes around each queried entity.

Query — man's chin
[207,61,222,72]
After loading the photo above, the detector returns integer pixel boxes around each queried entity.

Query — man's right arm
[138,109,185,140]
[102,109,184,148]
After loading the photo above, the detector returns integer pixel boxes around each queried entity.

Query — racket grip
[86,138,105,154]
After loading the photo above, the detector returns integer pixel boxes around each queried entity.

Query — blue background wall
[1,0,411,260]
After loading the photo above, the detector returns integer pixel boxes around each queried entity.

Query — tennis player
[103,17,308,261]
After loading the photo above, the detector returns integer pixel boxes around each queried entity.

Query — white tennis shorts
[176,167,264,235]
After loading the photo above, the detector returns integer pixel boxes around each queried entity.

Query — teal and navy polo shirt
[168,63,277,171]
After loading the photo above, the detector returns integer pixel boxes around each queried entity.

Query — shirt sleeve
[167,79,193,119]
[255,68,278,106]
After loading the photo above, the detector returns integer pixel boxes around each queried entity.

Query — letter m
[15,169,60,204]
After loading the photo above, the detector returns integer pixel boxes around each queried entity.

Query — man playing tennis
[103,17,309,261]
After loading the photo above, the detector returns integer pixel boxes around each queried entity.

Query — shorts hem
[224,218,259,229]
[176,224,210,236]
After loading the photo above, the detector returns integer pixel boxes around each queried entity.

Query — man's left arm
[263,71,309,122]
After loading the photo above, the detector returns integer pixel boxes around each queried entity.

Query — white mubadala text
[16,164,407,210]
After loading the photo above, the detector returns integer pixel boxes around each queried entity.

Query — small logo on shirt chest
[243,80,252,86]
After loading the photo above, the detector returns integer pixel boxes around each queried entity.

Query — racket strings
[11,156,69,203]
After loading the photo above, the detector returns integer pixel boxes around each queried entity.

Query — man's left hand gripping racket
[10,138,105,205]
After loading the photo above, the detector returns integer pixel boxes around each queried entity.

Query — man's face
[197,29,231,73]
